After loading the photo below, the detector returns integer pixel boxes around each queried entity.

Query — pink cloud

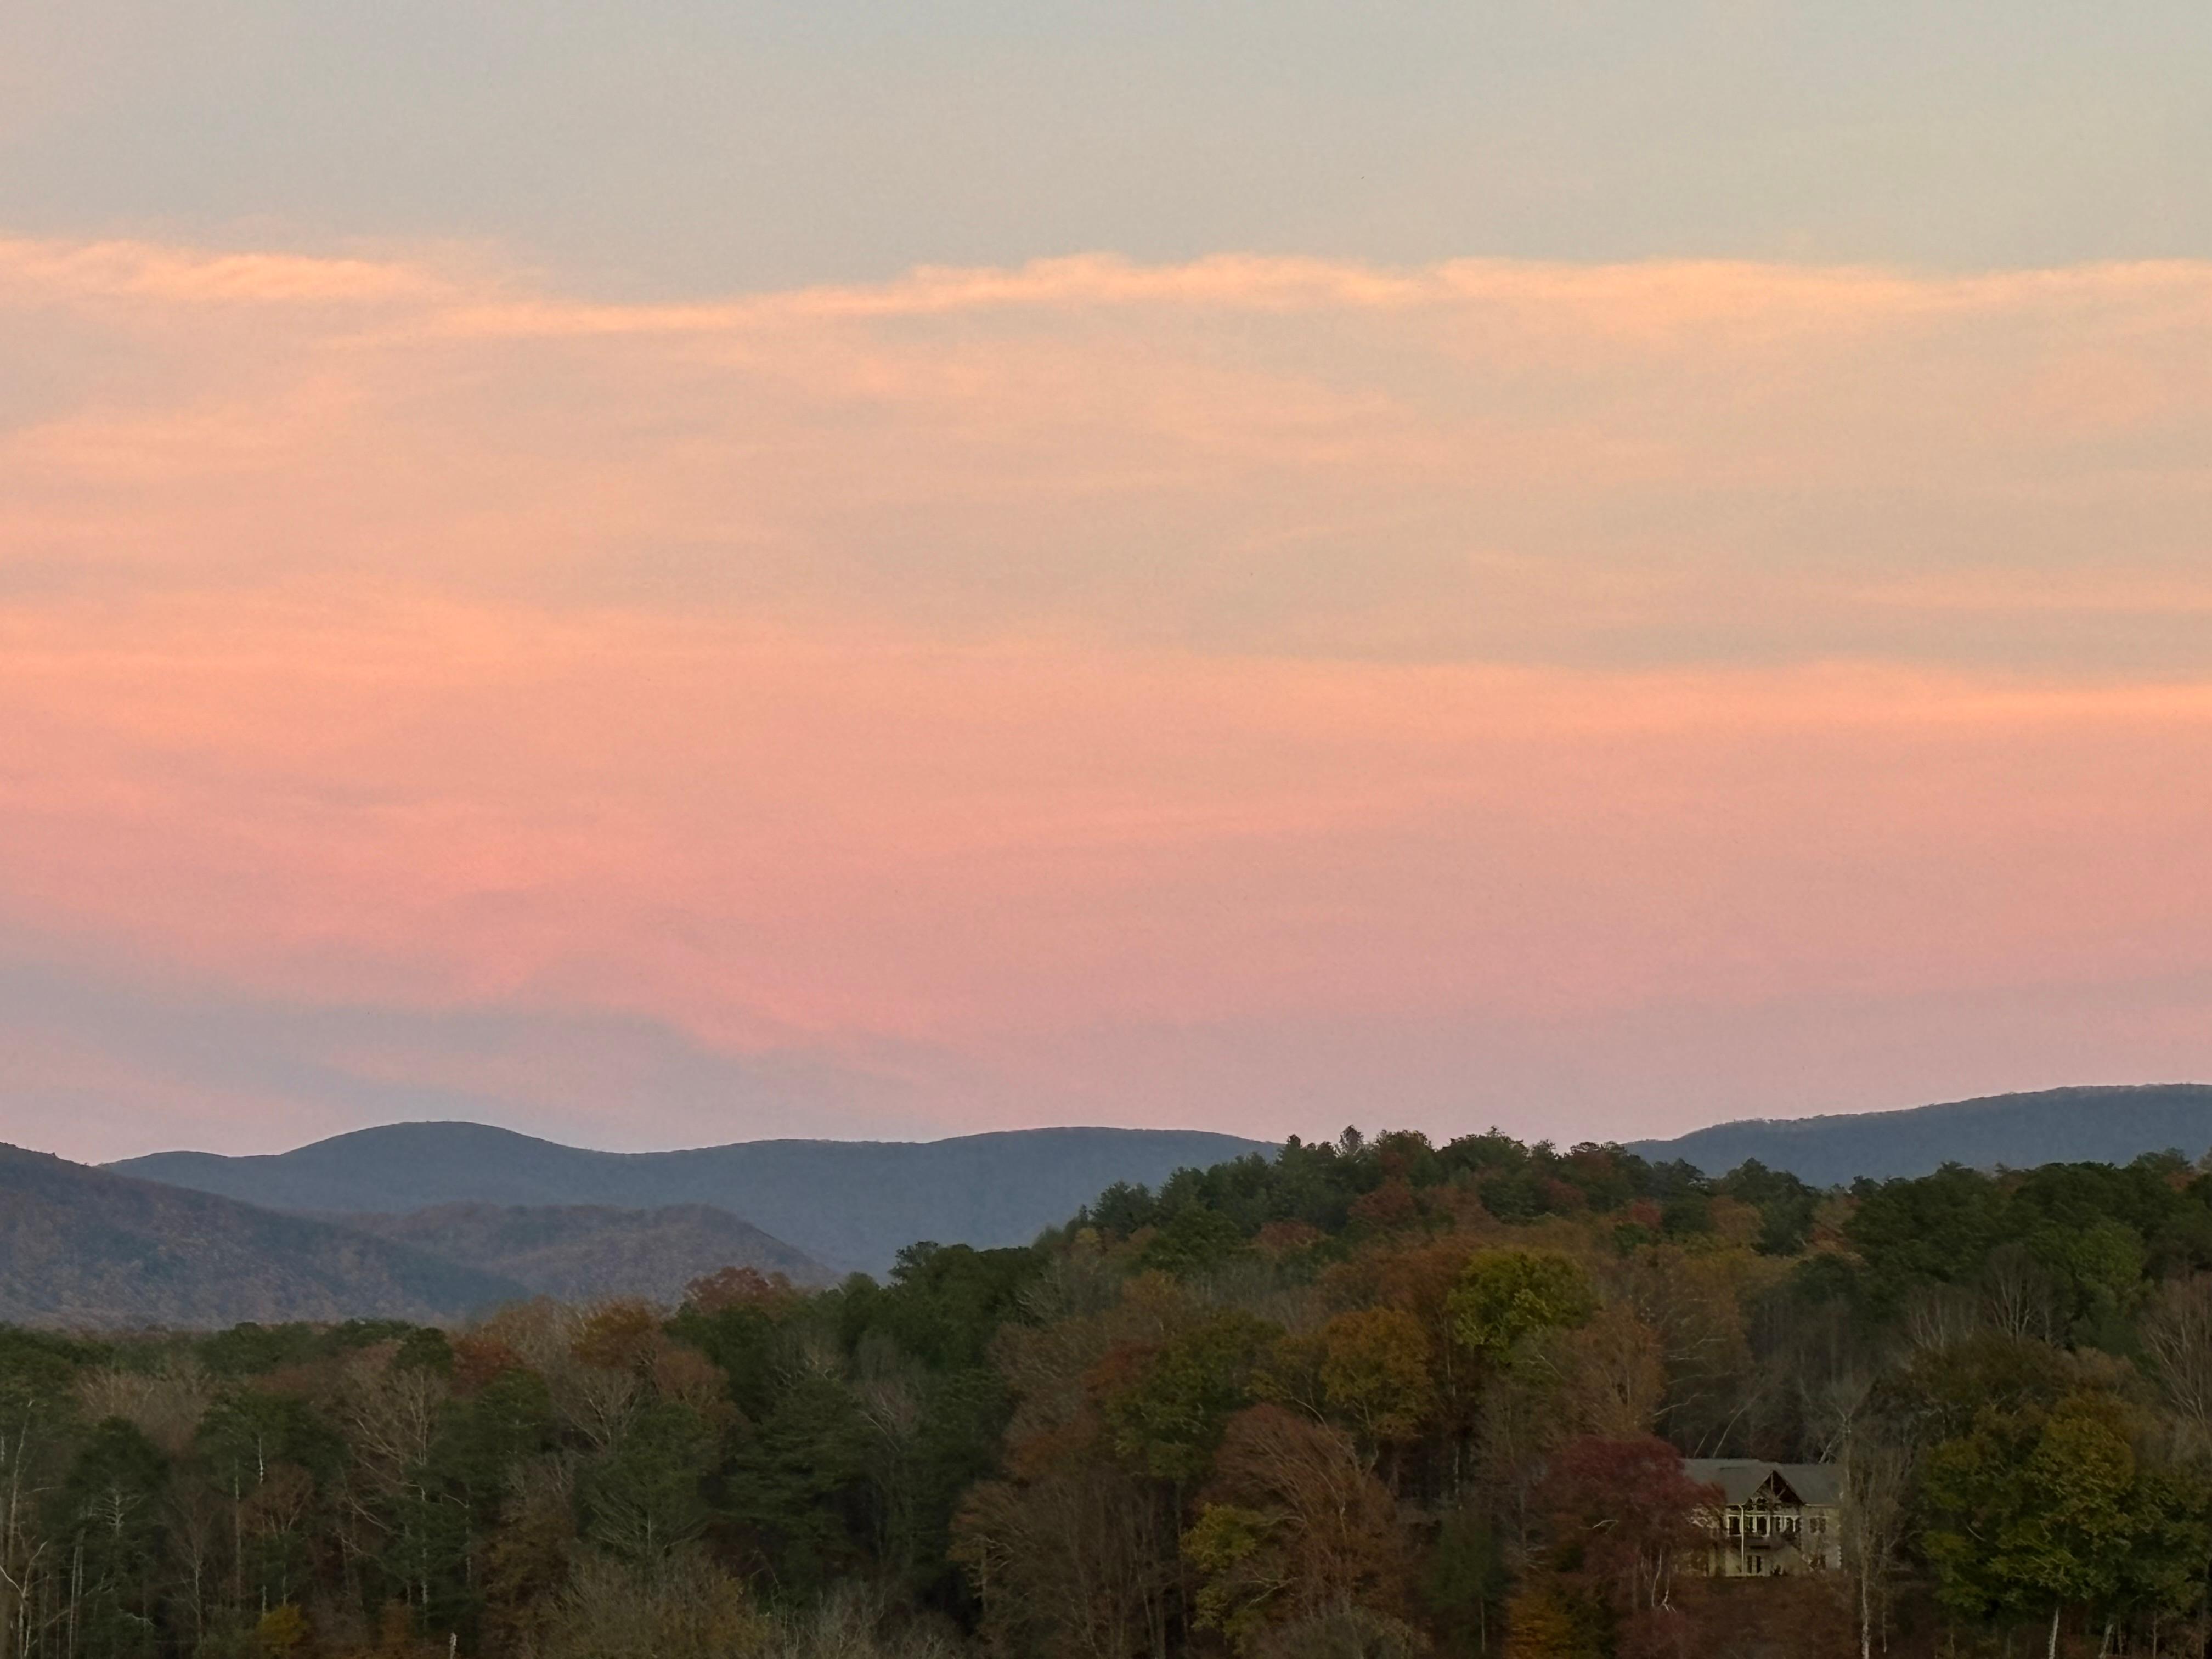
[2,240,2210,1158]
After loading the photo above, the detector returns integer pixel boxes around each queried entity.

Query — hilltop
[1629,1082,2212,1185]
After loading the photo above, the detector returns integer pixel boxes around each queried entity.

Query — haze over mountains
[109,1124,1274,1276]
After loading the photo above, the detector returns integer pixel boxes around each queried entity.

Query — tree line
[10,1128,2212,1659]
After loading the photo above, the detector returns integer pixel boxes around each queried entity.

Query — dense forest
[11,1128,2212,1659]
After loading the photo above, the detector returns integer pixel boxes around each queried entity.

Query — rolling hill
[110,1124,1275,1273]
[331,1201,832,1300]
[0,1143,523,1329]
[1629,1083,2212,1187]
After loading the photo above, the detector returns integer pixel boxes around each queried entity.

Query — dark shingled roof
[1682,1460,1841,1508]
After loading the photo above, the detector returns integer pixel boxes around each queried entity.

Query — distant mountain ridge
[0,1143,524,1328]
[110,1124,1276,1273]
[1629,1083,2212,1188]
[25,1090,2212,1327]
[331,1201,833,1301]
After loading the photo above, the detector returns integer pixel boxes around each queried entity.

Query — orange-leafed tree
[681,1266,796,1315]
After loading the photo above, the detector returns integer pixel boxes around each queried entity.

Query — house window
[1726,1511,1740,1536]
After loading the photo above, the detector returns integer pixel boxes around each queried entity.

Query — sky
[3,4,2210,1163]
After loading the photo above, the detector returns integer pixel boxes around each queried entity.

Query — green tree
[1424,1506,1509,1657]
[1101,1312,1279,1485]
[721,1373,874,1600]
[1921,1389,2197,1657]
[1184,1503,1279,1650]
[1447,1251,1596,1361]
[194,1390,343,1615]
[581,1401,715,1560]
[53,1418,168,1659]
[0,1330,93,1659]
[1846,1165,2009,1309]
[1137,1208,1250,1278]
[860,1243,1041,1371]
[423,1361,555,1540]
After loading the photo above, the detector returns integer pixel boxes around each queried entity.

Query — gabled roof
[1681,1460,1841,1508]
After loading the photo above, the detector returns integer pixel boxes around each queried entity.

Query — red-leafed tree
[1534,1437,1719,1632]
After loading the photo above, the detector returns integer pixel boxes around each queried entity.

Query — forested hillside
[0,1146,523,1328]
[329,1204,832,1301]
[13,1129,2212,1658]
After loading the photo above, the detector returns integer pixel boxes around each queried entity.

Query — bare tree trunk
[2047,1602,2061,1659]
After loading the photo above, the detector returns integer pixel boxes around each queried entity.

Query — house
[1682,1461,1843,1577]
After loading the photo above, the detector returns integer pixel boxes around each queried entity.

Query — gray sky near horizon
[6,2,2210,294]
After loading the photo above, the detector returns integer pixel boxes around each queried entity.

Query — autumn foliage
[9,1131,2212,1659]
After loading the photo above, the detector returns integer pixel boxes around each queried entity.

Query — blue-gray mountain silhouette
[1630,1084,2212,1186]
[111,1123,1274,1273]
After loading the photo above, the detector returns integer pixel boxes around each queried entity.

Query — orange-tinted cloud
[3,241,2210,1159]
